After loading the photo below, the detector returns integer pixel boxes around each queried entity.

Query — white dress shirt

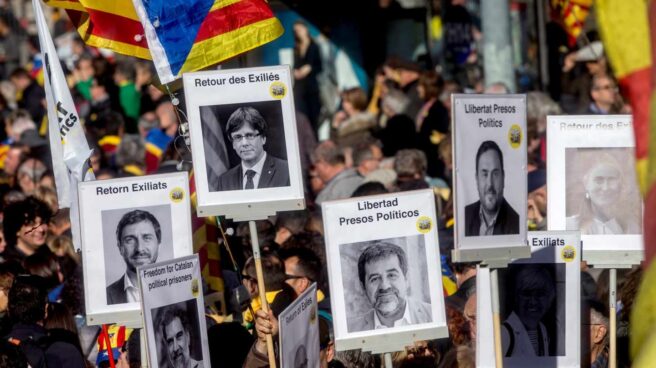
[123,273,139,303]
[374,301,412,329]
[241,152,267,189]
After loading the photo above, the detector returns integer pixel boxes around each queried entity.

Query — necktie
[245,169,256,189]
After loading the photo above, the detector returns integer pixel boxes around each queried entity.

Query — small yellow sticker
[170,187,184,203]
[416,216,433,234]
[561,245,576,262]
[269,81,287,99]
[191,278,199,297]
[508,124,522,149]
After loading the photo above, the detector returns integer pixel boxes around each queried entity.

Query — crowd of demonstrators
[0,3,643,368]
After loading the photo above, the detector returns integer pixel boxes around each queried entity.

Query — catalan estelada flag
[551,0,592,46]
[46,0,283,84]
[597,1,656,366]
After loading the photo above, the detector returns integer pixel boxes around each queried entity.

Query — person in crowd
[566,155,641,234]
[2,196,52,263]
[15,158,46,196]
[446,262,476,312]
[463,293,477,343]
[0,339,29,368]
[241,252,296,325]
[4,110,36,145]
[115,134,146,177]
[586,74,625,114]
[332,87,377,147]
[352,140,383,178]
[293,21,323,132]
[383,58,423,119]
[0,264,15,337]
[23,251,64,302]
[501,265,556,357]
[394,149,430,191]
[528,168,547,231]
[312,141,363,204]
[113,61,141,132]
[216,106,289,191]
[582,300,609,368]
[280,246,330,311]
[351,181,389,197]
[274,210,309,246]
[107,209,162,304]
[416,70,450,179]
[464,141,519,236]
[5,275,86,367]
[44,302,85,357]
[9,68,45,124]
[348,242,432,332]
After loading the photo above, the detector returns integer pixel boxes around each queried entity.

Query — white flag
[33,0,94,209]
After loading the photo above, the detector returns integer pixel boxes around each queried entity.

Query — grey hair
[115,134,145,167]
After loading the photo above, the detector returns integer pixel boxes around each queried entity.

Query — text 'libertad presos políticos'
[339,198,420,226]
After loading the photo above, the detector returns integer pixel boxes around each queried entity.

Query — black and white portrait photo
[152,299,204,368]
[339,236,432,333]
[500,263,565,358]
[102,205,173,305]
[565,147,642,235]
[464,140,520,236]
[199,100,290,192]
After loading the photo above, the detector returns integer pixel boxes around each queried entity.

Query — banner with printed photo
[452,94,529,262]
[78,172,193,326]
[139,255,210,368]
[279,283,319,368]
[547,115,643,265]
[322,189,448,352]
[183,65,304,220]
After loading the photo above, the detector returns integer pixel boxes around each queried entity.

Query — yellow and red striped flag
[45,0,283,83]
[551,0,593,46]
[597,1,656,365]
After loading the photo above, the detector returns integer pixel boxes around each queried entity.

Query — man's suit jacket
[106,277,127,305]
[464,198,520,236]
[216,154,289,191]
[347,298,432,333]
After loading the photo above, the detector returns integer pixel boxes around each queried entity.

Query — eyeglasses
[594,84,618,92]
[231,133,261,142]
[241,274,255,282]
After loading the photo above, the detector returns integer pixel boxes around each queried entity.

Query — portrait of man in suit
[216,106,290,191]
[106,210,162,305]
[347,242,432,332]
[464,140,519,236]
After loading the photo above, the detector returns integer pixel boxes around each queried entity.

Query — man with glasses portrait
[217,106,290,191]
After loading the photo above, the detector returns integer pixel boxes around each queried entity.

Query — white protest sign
[183,65,305,220]
[322,189,447,352]
[547,115,643,265]
[78,172,193,326]
[452,94,529,262]
[503,231,580,367]
[139,255,210,368]
[279,283,319,368]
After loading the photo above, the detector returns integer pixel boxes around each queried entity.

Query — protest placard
[477,231,580,367]
[279,283,319,368]
[322,189,448,352]
[78,172,193,326]
[452,94,529,262]
[139,255,210,368]
[183,65,305,220]
[547,115,643,265]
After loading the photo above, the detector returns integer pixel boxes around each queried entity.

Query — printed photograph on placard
[463,140,521,236]
[151,299,205,368]
[102,205,174,305]
[199,100,290,192]
[339,235,432,333]
[565,147,642,235]
[498,263,565,357]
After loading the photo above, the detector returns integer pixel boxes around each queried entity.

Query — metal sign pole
[383,352,393,368]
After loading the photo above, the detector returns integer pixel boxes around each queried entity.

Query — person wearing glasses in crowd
[586,75,627,114]
[217,106,290,191]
